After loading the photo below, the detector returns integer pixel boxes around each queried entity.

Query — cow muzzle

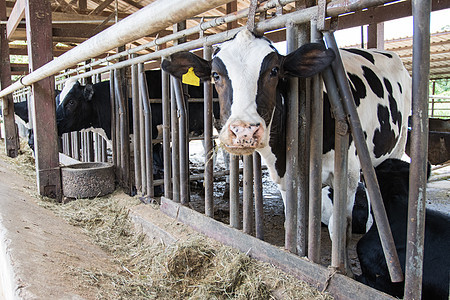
[220,121,264,155]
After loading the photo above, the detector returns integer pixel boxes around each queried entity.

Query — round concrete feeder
[61,162,115,198]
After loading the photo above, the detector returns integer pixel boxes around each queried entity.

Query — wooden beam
[90,0,115,15]
[160,197,396,300]
[54,0,78,14]
[335,0,449,31]
[25,0,61,200]
[78,0,87,13]
[6,0,25,40]
[226,1,237,30]
[121,0,142,10]
[0,0,19,157]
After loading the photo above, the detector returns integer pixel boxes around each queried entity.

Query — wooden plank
[25,0,61,200]
[6,0,25,40]
[54,0,77,14]
[160,197,395,300]
[78,0,87,13]
[90,0,115,15]
[1,0,19,157]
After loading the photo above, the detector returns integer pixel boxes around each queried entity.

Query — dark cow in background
[162,29,411,246]
[357,159,449,300]
[14,91,61,151]
[56,70,220,140]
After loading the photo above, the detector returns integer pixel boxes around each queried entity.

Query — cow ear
[84,84,94,101]
[282,43,335,78]
[162,51,211,81]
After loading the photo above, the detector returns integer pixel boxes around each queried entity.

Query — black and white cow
[56,71,221,140]
[357,158,449,299]
[162,29,411,240]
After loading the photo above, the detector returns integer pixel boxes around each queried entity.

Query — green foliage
[430,78,450,96]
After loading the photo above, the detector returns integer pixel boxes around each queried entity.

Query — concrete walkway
[0,158,117,299]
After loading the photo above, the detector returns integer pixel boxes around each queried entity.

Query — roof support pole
[0,0,19,158]
[25,0,61,200]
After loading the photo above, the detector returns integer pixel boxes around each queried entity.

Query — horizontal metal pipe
[0,0,234,98]
[0,0,395,97]
[55,0,297,80]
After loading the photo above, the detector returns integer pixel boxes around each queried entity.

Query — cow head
[56,80,95,136]
[162,29,335,155]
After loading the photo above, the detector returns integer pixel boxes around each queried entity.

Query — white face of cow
[162,28,335,156]
[212,30,278,155]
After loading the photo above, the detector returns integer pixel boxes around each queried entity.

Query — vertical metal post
[404,1,431,298]
[323,31,403,282]
[243,154,253,235]
[430,81,435,118]
[253,152,264,240]
[139,70,147,194]
[162,68,172,199]
[173,78,189,205]
[138,63,154,198]
[322,66,349,273]
[171,78,180,202]
[297,19,311,257]
[131,61,142,193]
[308,19,323,264]
[110,70,118,170]
[229,154,240,228]
[204,44,214,217]
[285,21,299,253]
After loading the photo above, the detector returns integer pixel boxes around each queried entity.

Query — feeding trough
[61,162,115,198]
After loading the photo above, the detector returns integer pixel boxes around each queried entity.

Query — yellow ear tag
[182,67,200,86]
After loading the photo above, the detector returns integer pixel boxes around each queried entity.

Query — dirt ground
[0,141,333,299]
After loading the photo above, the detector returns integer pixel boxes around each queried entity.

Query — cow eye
[69,100,74,106]
[270,67,279,77]
[212,72,220,82]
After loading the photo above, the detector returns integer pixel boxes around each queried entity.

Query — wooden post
[0,0,19,158]
[25,0,61,200]
[367,22,384,49]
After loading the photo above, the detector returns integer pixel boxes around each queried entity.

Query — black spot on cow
[397,82,403,94]
[373,104,398,158]
[363,66,384,99]
[384,78,402,131]
[374,51,393,59]
[348,72,367,107]
[342,48,374,64]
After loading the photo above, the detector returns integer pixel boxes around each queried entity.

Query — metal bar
[173,78,189,205]
[253,152,264,240]
[203,44,214,218]
[139,70,147,195]
[243,154,254,235]
[131,61,142,193]
[322,66,349,273]
[297,21,311,257]
[162,69,172,199]
[1,0,397,97]
[160,197,395,300]
[229,154,240,228]
[139,63,154,198]
[308,20,323,264]
[171,78,180,203]
[0,0,236,97]
[323,31,403,283]
[285,21,299,253]
[54,0,296,80]
[404,1,431,298]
